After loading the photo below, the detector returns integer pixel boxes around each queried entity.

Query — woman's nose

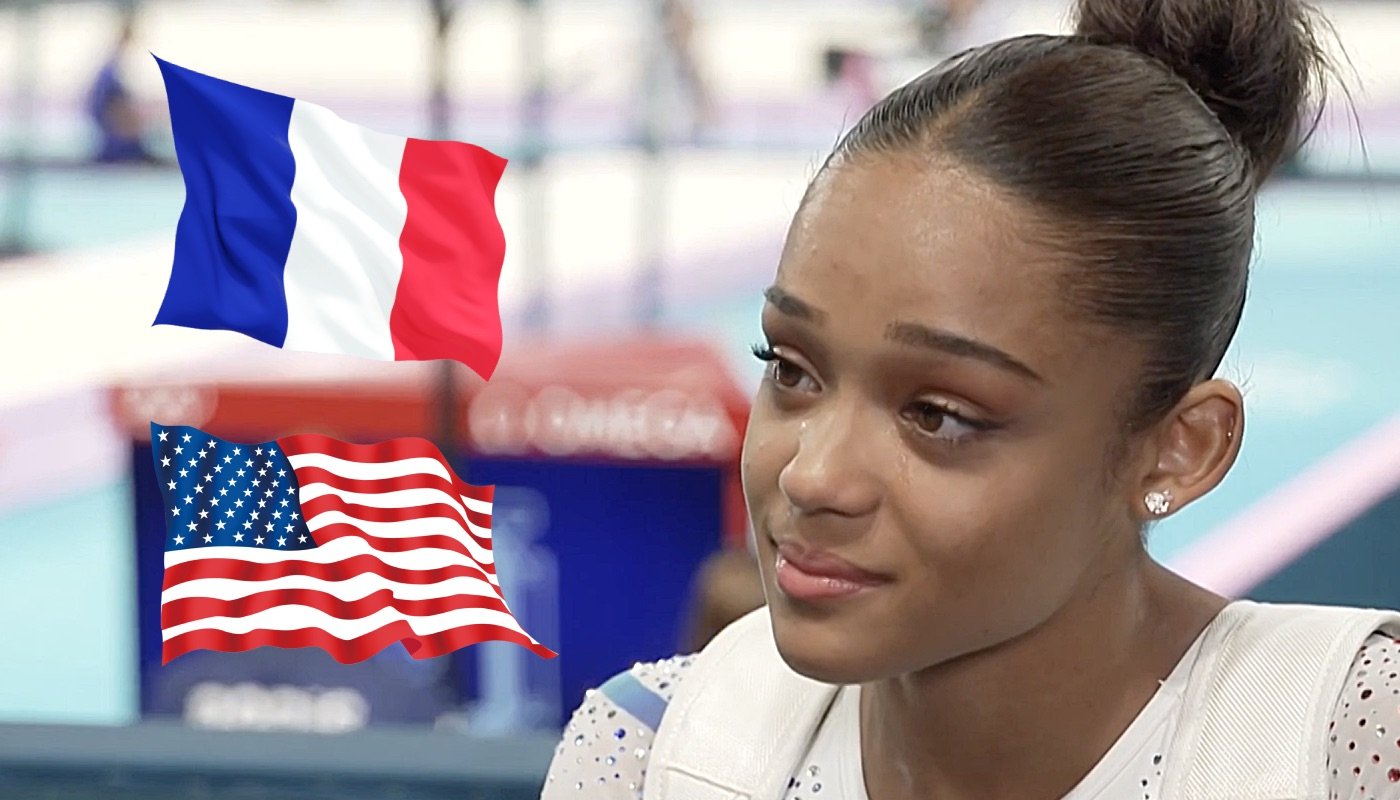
[777,407,881,518]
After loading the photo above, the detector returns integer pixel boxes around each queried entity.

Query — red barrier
[112,336,753,546]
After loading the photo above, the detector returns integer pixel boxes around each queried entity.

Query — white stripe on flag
[281,101,409,360]
[162,605,534,642]
[297,483,490,537]
[460,493,493,515]
[285,452,461,484]
[161,573,502,605]
[164,536,487,570]
[303,510,495,563]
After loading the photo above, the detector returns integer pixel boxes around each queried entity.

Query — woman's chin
[770,614,881,685]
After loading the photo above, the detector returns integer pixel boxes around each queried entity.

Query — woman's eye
[750,343,817,393]
[770,358,809,389]
[904,401,982,442]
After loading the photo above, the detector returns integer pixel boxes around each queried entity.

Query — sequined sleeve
[1326,633,1400,799]
[541,654,697,799]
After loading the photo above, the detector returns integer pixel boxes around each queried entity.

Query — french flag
[152,58,508,379]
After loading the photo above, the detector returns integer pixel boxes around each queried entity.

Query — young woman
[543,0,1400,797]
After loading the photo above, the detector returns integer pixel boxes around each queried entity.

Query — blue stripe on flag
[598,671,669,732]
[153,57,298,348]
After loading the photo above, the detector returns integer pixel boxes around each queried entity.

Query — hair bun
[1074,0,1336,182]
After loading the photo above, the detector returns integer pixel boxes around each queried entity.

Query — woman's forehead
[776,160,1082,364]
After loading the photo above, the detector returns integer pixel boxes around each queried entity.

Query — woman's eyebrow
[763,285,1044,384]
[763,285,825,324]
[885,321,1045,384]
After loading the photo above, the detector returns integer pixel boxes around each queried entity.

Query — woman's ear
[1132,379,1244,521]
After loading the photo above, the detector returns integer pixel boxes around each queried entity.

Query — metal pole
[1,0,39,258]
[460,0,555,736]
[429,0,461,465]
[425,0,480,731]
[636,0,669,327]
[430,0,453,138]
[518,0,549,333]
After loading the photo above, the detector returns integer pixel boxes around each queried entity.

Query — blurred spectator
[86,13,158,164]
[914,0,993,57]
[683,544,766,652]
[823,47,882,114]
[662,0,714,129]
[637,0,715,145]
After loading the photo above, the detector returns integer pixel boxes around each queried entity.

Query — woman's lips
[773,540,890,601]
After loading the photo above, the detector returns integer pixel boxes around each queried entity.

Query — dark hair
[824,0,1339,429]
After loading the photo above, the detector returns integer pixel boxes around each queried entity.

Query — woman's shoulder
[571,652,700,741]
[602,653,698,703]
[1326,632,1400,797]
[541,653,698,799]
[590,653,698,732]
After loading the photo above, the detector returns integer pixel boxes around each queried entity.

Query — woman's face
[742,156,1153,684]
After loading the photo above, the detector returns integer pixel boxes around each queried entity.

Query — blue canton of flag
[152,423,313,552]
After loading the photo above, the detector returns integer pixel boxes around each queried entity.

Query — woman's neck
[859,553,1227,800]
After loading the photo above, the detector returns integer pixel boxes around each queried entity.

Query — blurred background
[1,0,1398,797]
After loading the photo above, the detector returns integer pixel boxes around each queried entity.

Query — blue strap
[598,671,669,732]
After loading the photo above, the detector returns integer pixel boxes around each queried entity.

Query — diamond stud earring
[1144,489,1173,516]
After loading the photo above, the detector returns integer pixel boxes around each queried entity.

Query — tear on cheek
[741,425,789,466]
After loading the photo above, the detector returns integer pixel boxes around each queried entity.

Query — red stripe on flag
[388,138,507,379]
[162,553,496,589]
[299,492,493,549]
[279,434,491,479]
[288,462,483,497]
[279,434,492,495]
[163,620,557,664]
[290,468,493,528]
[299,493,483,527]
[161,588,513,629]
[311,525,495,573]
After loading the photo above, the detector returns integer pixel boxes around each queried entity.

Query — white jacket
[642,600,1400,800]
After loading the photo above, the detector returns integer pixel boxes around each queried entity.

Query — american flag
[152,423,557,664]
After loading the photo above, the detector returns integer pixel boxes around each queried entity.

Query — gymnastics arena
[2,1,1399,797]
